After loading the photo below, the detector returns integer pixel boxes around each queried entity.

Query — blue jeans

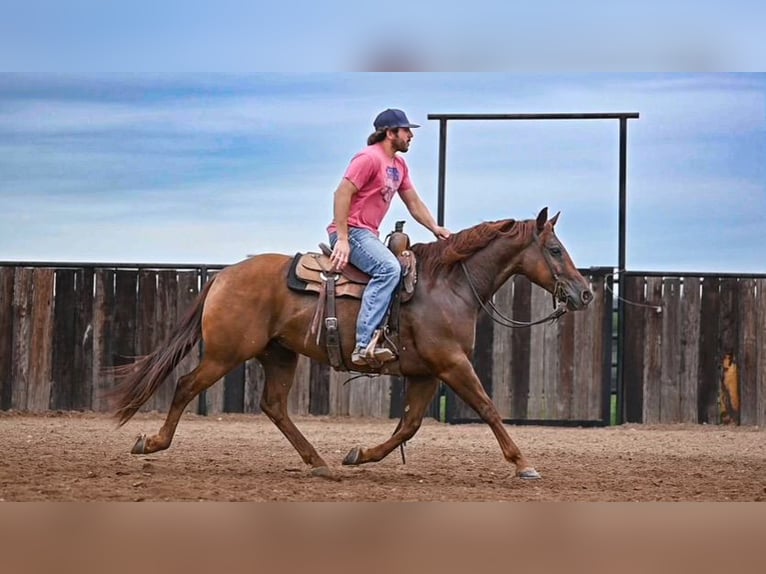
[329,228,402,348]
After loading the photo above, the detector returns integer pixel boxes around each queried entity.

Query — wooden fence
[2,264,765,426]
[0,263,612,423]
[622,273,766,426]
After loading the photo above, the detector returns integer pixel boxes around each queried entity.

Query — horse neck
[462,231,531,302]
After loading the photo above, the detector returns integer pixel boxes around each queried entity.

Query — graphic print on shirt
[382,165,401,203]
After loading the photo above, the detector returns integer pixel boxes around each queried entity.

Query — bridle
[460,230,569,329]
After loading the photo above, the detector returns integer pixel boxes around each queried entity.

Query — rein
[460,239,569,329]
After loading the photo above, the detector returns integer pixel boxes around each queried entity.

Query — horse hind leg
[342,376,440,466]
[258,343,337,480]
[131,358,231,455]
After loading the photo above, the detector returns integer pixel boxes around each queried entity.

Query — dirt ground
[1,411,764,501]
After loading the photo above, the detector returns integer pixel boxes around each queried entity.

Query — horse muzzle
[556,281,593,311]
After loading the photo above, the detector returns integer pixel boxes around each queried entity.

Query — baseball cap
[373,108,420,130]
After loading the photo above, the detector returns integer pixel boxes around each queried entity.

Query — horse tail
[109,276,217,426]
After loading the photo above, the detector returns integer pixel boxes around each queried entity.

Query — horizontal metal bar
[427,113,640,121]
[0,261,228,270]
[621,270,766,279]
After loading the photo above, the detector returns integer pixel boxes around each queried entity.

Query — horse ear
[550,211,560,227]
[536,207,548,233]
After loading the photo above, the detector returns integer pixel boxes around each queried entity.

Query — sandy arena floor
[1,412,764,501]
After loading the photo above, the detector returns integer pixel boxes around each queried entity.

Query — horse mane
[411,218,531,277]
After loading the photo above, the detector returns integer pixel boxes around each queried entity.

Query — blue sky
[0,73,764,273]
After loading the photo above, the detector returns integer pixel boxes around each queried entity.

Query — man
[327,108,451,367]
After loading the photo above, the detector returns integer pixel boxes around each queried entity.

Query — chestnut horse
[110,207,592,480]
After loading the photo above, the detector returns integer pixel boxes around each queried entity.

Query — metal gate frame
[428,112,639,426]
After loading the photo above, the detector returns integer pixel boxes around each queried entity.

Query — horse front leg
[438,356,541,479]
[342,376,440,465]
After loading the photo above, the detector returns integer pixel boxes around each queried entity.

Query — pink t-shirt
[327,143,413,237]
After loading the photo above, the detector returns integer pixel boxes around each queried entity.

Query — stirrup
[364,330,397,365]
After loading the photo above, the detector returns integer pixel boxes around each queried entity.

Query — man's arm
[399,188,451,240]
[329,178,358,270]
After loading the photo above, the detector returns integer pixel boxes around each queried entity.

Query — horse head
[526,207,593,311]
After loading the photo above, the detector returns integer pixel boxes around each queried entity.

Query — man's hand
[433,226,451,240]
[330,238,351,270]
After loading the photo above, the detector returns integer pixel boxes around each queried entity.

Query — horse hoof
[311,466,340,481]
[517,468,542,480]
[342,447,363,466]
[131,434,148,455]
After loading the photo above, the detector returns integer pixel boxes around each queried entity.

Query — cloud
[0,73,764,273]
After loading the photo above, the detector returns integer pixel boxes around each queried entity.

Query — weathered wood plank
[599,274,615,424]
[329,366,351,416]
[388,375,405,419]
[136,270,158,356]
[288,354,310,416]
[542,305,561,420]
[374,376,393,418]
[52,268,95,410]
[0,267,15,410]
[738,279,757,425]
[74,268,95,410]
[557,310,575,420]
[112,270,138,374]
[51,269,77,411]
[26,269,55,411]
[527,284,549,419]
[572,279,597,421]
[10,268,34,410]
[348,372,370,418]
[622,275,646,423]
[91,269,115,411]
[309,361,330,415]
[660,278,681,423]
[698,277,720,423]
[510,276,532,419]
[756,279,766,427]
[642,276,663,424]
[718,279,739,424]
[680,277,701,423]
[491,281,513,418]
[224,363,246,413]
[587,275,607,421]
[288,355,310,416]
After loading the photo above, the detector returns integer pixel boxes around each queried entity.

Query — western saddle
[286,221,417,371]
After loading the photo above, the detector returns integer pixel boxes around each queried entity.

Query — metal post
[198,265,208,416]
[436,118,448,227]
[435,118,449,420]
[616,117,628,424]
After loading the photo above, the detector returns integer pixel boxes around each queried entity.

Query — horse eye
[549,246,562,256]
